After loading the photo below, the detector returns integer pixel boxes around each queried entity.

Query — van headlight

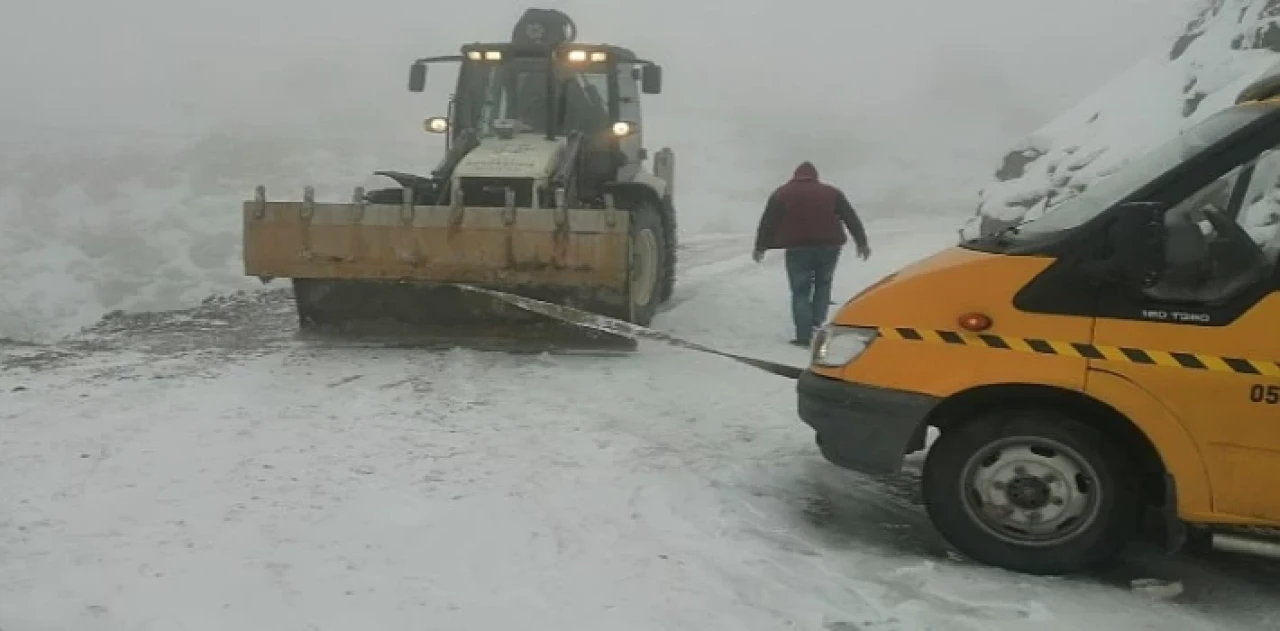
[811,325,878,367]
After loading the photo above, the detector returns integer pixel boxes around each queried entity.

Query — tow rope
[456,284,805,380]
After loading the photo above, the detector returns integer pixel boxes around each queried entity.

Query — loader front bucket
[243,186,637,352]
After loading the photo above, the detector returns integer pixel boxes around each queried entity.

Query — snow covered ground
[5,217,1280,631]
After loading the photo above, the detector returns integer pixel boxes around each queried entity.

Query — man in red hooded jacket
[753,161,871,346]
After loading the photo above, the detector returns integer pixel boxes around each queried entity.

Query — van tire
[922,408,1138,575]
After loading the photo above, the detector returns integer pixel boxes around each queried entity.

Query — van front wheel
[922,409,1138,575]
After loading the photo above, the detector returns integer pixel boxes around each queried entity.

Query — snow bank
[965,0,1280,238]
[0,131,427,343]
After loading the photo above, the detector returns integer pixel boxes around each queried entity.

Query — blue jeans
[784,245,841,341]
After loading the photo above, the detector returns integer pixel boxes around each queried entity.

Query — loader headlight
[562,50,607,63]
[467,51,482,61]
[484,50,502,61]
[811,325,877,367]
[424,116,449,133]
[612,121,635,136]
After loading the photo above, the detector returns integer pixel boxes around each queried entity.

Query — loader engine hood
[452,134,566,179]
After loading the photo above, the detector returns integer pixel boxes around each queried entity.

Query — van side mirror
[641,64,662,94]
[1100,201,1167,288]
[409,63,427,92]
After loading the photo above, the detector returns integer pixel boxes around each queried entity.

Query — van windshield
[993,104,1274,243]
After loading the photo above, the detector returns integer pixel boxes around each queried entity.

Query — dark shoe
[789,338,810,347]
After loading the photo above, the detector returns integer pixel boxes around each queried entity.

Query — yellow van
[797,70,1280,575]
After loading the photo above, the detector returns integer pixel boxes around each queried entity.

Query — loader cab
[410,43,663,189]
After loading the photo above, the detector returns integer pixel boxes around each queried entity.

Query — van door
[1090,147,1280,521]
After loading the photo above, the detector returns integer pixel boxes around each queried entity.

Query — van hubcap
[959,437,1102,546]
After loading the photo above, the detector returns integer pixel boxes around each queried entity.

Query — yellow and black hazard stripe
[877,327,1280,377]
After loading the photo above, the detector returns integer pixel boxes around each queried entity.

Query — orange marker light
[958,312,993,332]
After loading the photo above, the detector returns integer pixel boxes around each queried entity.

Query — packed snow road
[3,217,1280,630]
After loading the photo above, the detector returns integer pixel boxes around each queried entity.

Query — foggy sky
[0,0,1203,209]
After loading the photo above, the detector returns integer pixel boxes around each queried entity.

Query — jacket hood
[793,161,818,181]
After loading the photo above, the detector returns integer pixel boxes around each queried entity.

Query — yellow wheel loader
[241,8,677,351]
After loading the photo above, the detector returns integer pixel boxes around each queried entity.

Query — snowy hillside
[0,133,425,343]
[965,0,1280,237]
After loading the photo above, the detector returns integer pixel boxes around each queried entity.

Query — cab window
[1145,148,1280,303]
[615,62,641,124]
[1239,149,1280,260]
[563,71,612,134]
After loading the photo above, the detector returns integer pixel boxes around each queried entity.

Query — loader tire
[922,408,1138,576]
[627,200,667,326]
[658,197,677,304]
[292,279,334,330]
